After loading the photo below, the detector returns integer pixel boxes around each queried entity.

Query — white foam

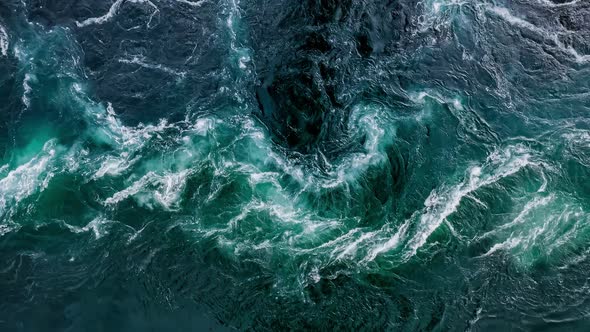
[176,0,207,7]
[63,216,113,239]
[22,73,36,108]
[0,141,57,217]
[311,104,392,191]
[410,91,466,113]
[104,170,190,210]
[538,171,548,193]
[249,171,280,187]
[76,0,125,27]
[429,0,467,13]
[332,230,371,260]
[118,56,186,78]
[63,144,89,173]
[104,173,154,206]
[416,0,468,33]
[84,102,172,180]
[223,190,345,252]
[105,102,169,147]
[488,5,590,63]
[236,104,395,196]
[364,220,410,262]
[153,170,190,209]
[536,0,580,7]
[0,224,17,236]
[0,23,8,57]
[556,42,590,64]
[403,145,534,259]
[76,0,159,28]
[479,194,554,239]
[193,118,216,136]
[563,130,590,147]
[507,194,553,229]
[482,237,522,256]
[553,215,589,263]
[93,155,139,179]
[225,0,253,73]
[487,6,542,33]
[475,190,589,263]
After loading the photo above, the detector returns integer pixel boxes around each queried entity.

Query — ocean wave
[3,0,590,329]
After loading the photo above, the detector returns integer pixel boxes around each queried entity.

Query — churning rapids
[1,0,590,330]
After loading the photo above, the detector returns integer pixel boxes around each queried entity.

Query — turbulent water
[1,0,590,330]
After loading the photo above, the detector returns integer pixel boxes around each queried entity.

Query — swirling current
[1,0,590,330]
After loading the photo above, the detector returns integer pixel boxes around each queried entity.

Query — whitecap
[415,0,468,34]
[22,73,36,109]
[153,170,191,208]
[104,170,190,210]
[0,23,8,57]
[63,216,114,239]
[93,155,139,179]
[487,5,590,63]
[482,237,522,257]
[0,140,58,217]
[118,55,186,78]
[536,0,581,7]
[193,117,217,136]
[104,172,158,206]
[363,220,410,263]
[176,0,207,7]
[563,130,590,147]
[331,228,373,260]
[76,0,125,27]
[76,0,160,28]
[402,145,535,260]
[479,194,554,239]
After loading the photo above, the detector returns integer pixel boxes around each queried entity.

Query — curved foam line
[76,0,125,27]
[0,23,8,57]
[76,0,160,28]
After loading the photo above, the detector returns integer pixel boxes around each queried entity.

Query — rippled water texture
[1,0,590,330]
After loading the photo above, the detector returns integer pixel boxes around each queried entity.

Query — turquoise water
[1,0,590,330]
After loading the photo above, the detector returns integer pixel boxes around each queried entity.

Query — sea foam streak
[118,56,186,78]
[0,23,8,57]
[361,144,537,263]
[176,0,207,6]
[0,141,58,218]
[487,5,590,63]
[76,0,160,28]
[404,145,535,259]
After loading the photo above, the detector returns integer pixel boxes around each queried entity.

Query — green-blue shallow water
[1,0,590,330]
